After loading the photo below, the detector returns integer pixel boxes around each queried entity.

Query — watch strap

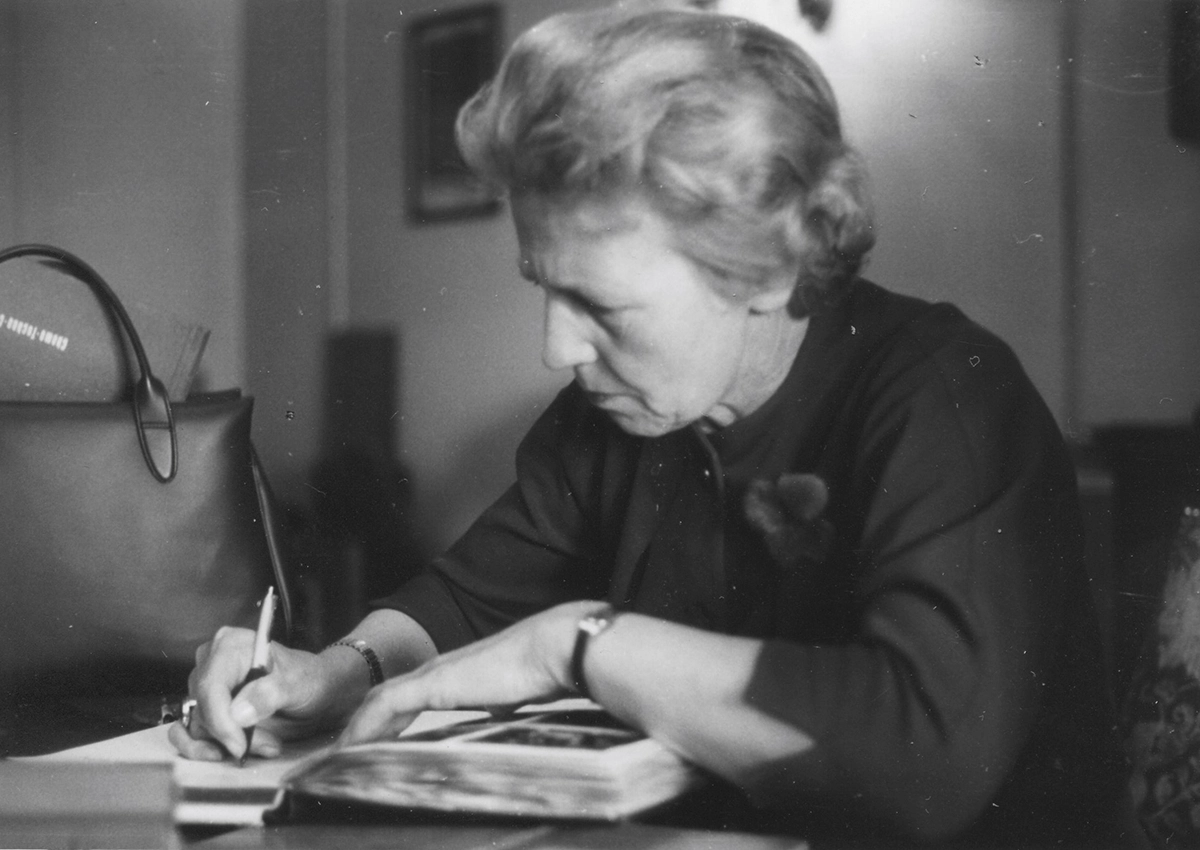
[570,603,618,700]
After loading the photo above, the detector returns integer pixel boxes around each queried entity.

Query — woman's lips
[583,388,625,408]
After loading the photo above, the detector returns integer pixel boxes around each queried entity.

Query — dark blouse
[378,279,1124,842]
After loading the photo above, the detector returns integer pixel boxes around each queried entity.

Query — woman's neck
[704,311,809,428]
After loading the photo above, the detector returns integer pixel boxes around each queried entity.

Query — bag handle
[0,243,179,482]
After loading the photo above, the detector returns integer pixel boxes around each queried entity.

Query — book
[0,255,210,402]
[279,701,705,822]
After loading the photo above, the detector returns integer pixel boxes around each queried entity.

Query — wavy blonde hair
[456,8,874,314]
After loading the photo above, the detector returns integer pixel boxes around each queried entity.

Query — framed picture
[405,4,502,223]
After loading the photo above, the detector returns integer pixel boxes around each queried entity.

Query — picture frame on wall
[405,4,502,223]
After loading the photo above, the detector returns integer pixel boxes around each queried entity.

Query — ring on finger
[181,698,198,733]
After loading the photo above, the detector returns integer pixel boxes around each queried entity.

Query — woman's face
[512,194,787,437]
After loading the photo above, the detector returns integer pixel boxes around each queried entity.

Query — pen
[232,585,275,767]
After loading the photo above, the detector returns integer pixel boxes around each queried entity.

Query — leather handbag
[0,244,293,697]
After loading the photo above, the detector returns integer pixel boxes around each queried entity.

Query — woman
[172,8,1124,843]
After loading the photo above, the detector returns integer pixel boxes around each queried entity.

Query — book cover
[0,256,210,402]
[279,703,704,822]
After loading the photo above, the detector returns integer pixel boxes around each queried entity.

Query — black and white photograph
[1,1,1198,848]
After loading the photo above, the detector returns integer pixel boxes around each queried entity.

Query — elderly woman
[172,8,1124,844]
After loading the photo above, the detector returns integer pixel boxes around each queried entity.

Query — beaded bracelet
[327,638,384,687]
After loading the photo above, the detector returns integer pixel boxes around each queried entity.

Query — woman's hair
[456,7,875,314]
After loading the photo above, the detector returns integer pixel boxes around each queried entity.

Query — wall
[788,0,1069,432]
[241,0,330,499]
[1076,0,1200,427]
[0,0,245,392]
[0,3,15,240]
[342,0,595,553]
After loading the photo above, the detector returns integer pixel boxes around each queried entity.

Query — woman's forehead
[511,192,646,238]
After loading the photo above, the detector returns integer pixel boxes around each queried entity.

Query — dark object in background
[1095,417,1200,698]
[303,330,424,638]
[1169,0,1200,143]
[1123,506,1200,847]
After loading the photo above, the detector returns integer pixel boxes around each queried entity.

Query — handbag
[0,244,293,698]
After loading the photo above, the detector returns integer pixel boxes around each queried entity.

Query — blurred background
[2,0,1199,670]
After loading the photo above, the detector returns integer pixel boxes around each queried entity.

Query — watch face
[580,616,608,636]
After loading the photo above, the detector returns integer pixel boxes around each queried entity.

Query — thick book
[279,702,704,821]
[0,256,209,402]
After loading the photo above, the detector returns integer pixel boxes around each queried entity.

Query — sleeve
[741,323,1105,838]
[374,384,614,652]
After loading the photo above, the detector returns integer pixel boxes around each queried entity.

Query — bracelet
[327,639,384,687]
[569,603,618,700]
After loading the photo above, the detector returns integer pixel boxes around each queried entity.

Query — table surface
[0,764,808,850]
[0,715,1143,850]
[0,713,812,850]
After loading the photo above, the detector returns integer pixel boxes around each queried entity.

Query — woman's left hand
[336,600,598,746]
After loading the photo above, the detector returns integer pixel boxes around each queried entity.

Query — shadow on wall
[418,384,567,557]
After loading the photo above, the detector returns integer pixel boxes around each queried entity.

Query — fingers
[178,626,291,762]
[246,725,282,759]
[336,607,582,748]
[190,628,257,760]
[336,677,423,747]
[229,668,290,732]
[168,719,226,762]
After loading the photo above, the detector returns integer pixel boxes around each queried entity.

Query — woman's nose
[542,294,597,371]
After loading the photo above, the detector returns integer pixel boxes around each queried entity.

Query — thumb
[229,672,287,732]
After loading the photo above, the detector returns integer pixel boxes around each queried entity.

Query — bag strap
[251,443,296,643]
[0,243,179,482]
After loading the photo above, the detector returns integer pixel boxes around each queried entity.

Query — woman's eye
[572,292,615,317]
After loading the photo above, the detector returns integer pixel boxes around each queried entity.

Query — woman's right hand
[168,626,364,762]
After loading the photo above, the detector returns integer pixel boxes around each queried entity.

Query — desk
[0,765,805,850]
[2,716,1141,850]
[0,758,1134,850]
[193,821,805,850]
[0,721,808,850]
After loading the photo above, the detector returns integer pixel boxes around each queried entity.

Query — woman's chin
[602,407,684,438]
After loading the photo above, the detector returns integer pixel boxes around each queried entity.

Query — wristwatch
[570,603,618,700]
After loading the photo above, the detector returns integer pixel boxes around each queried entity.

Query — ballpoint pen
[232,585,275,767]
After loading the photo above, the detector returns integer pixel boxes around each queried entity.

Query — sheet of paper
[14,722,177,763]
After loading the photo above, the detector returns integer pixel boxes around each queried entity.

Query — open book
[280,702,704,821]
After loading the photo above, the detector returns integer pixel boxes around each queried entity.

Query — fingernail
[259,742,281,758]
[230,700,258,727]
